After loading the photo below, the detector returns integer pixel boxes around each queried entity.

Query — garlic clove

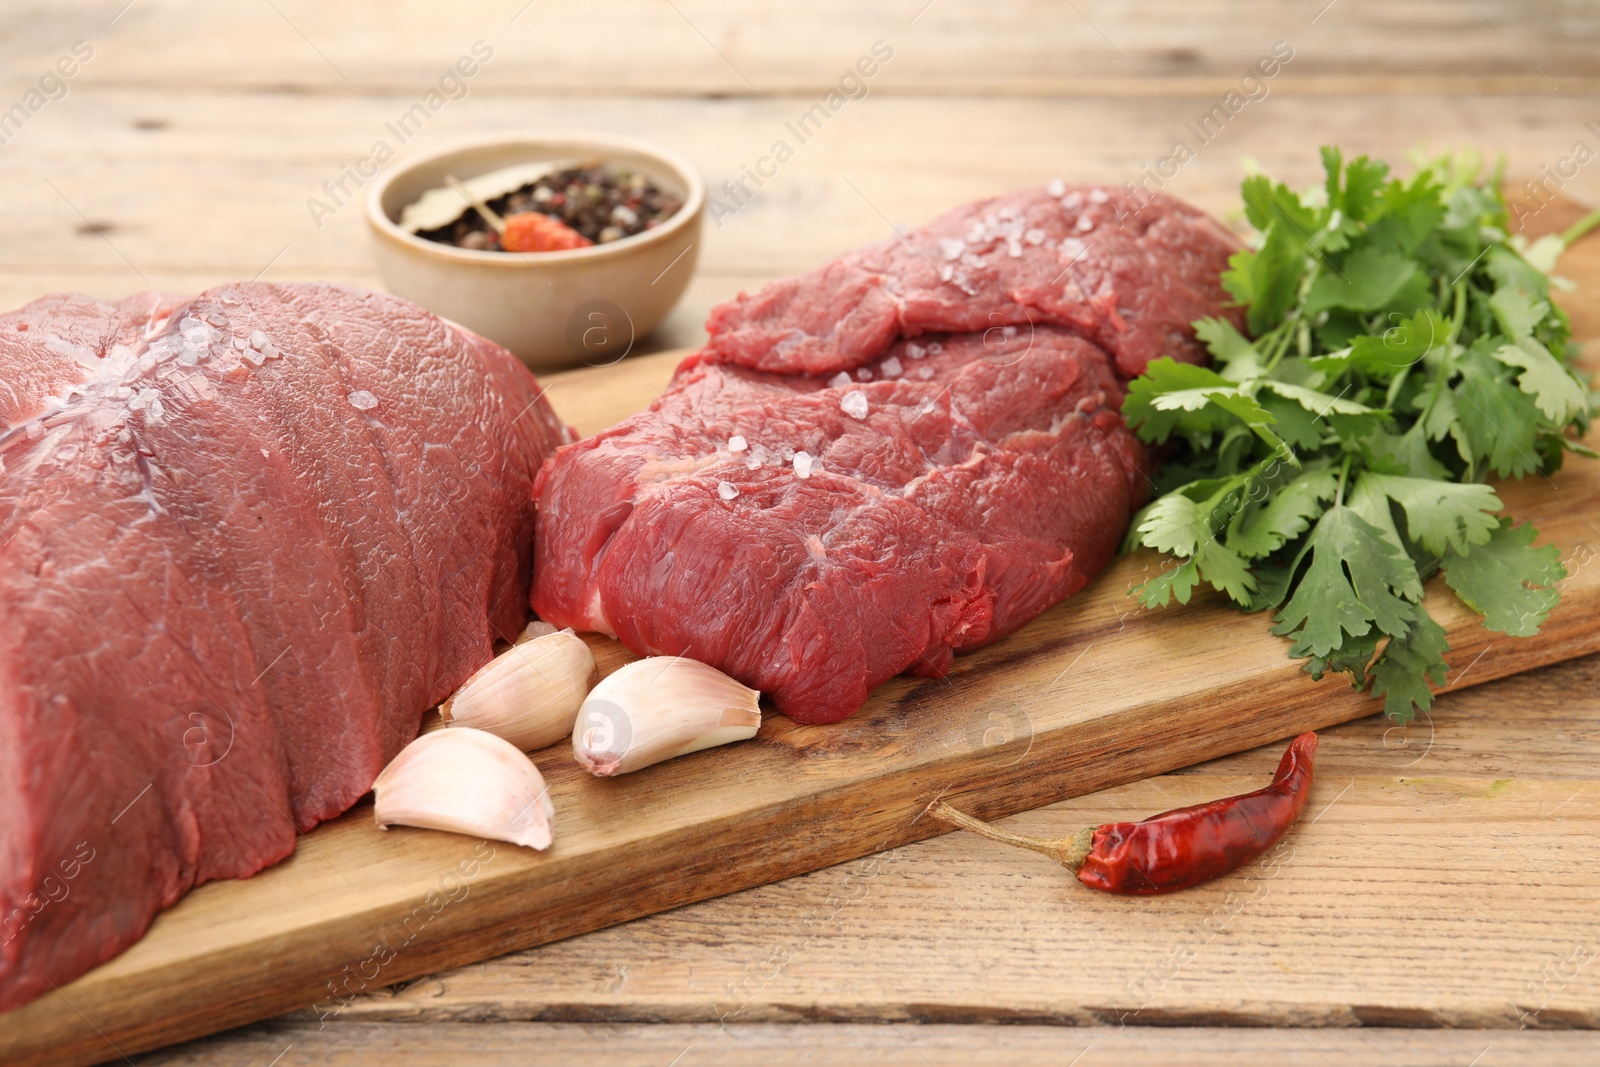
[573,656,762,776]
[515,619,559,644]
[441,629,596,750]
[373,728,554,850]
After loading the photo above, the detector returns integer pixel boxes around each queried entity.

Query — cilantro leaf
[1134,556,1201,609]
[1356,472,1501,556]
[1334,308,1446,378]
[1306,629,1382,688]
[1133,492,1212,558]
[1123,358,1232,442]
[1370,608,1450,722]
[1305,247,1419,316]
[1225,242,1299,336]
[1271,505,1416,657]
[1124,147,1594,722]
[1194,316,1265,382]
[1227,467,1338,558]
[1488,285,1549,340]
[1443,519,1565,636]
[1490,338,1590,424]
[1196,539,1256,606]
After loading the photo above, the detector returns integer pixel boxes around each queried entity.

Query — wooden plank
[5,92,1600,285]
[7,224,1600,1065]
[287,657,1600,1030]
[5,0,1598,95]
[3,92,1597,375]
[130,1022,1600,1067]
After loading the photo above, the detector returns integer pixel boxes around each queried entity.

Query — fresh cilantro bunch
[1123,147,1599,721]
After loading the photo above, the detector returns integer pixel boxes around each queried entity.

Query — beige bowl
[366,132,705,371]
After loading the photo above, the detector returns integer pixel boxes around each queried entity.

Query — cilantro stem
[1263,259,1321,373]
[1334,455,1352,507]
[1416,282,1468,431]
[1561,207,1600,249]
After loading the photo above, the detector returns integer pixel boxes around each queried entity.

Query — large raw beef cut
[0,282,571,1011]
[703,182,1238,378]
[533,184,1241,723]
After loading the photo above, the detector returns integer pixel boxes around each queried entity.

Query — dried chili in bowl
[933,732,1318,895]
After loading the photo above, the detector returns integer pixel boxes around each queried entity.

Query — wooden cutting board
[7,207,1600,1067]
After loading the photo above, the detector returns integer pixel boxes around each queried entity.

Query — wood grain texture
[128,1021,1600,1067]
[4,92,1600,360]
[6,219,1600,1066]
[6,0,1598,95]
[278,658,1600,1038]
[3,2,1598,1061]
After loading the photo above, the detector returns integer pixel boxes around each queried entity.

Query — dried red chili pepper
[501,211,594,254]
[932,732,1318,895]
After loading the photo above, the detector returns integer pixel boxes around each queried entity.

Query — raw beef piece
[533,326,1150,723]
[704,183,1240,379]
[0,282,572,1012]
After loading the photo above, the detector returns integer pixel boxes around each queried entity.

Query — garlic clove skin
[373,728,555,850]
[441,629,596,751]
[515,619,559,644]
[573,656,762,776]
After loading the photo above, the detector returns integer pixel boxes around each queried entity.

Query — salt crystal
[939,264,955,282]
[1075,215,1095,233]
[1061,237,1087,260]
[779,445,795,463]
[612,204,638,226]
[960,252,986,269]
[184,327,210,348]
[927,342,943,355]
[1025,228,1046,245]
[727,434,748,453]
[998,206,1018,221]
[177,349,199,366]
[717,480,740,501]
[841,390,869,419]
[906,342,926,360]
[128,387,159,411]
[1004,325,1018,338]
[917,366,935,380]
[793,451,813,479]
[938,237,965,261]
[1047,178,1066,197]
[965,221,986,243]
[855,367,873,381]
[233,336,248,350]
[250,330,268,348]
[147,398,165,421]
[881,355,903,378]
[1006,238,1023,259]
[258,340,278,359]
[243,347,266,366]
[1088,188,1110,204]
[829,371,853,388]
[1061,191,1083,210]
[348,389,379,410]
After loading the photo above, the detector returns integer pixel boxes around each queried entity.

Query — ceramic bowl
[367,132,705,371]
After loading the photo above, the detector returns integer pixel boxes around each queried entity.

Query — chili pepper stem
[930,801,1094,872]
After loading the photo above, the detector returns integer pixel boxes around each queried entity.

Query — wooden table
[5,2,1599,1063]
